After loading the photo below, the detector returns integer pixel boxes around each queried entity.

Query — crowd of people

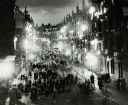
[97,73,111,90]
[8,54,71,104]
[5,52,127,105]
[116,77,126,91]
[8,53,98,105]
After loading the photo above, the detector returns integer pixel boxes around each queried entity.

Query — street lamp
[89,6,96,20]
[89,6,96,14]
[14,36,18,50]
[80,24,88,32]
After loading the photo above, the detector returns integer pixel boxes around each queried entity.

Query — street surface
[5,64,121,105]
[70,64,128,105]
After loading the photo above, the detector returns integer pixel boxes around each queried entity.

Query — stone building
[90,0,128,82]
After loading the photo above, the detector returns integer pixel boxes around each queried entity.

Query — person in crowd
[53,86,57,103]
[0,80,8,105]
[11,53,90,104]
[9,85,22,105]
[30,84,38,101]
[117,77,121,90]
[98,76,104,90]
[106,73,110,83]
[86,79,90,95]
[90,73,95,88]
[18,83,24,94]
[121,78,126,91]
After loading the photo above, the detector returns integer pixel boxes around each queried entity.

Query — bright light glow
[58,35,63,39]
[14,37,18,50]
[63,26,67,30]
[23,39,38,51]
[28,54,35,61]
[42,38,50,45]
[77,21,80,25]
[65,49,71,56]
[84,48,87,53]
[33,35,37,40]
[80,24,88,32]
[0,60,15,79]
[85,39,87,42]
[23,39,29,50]
[107,56,111,61]
[94,11,103,18]
[89,6,96,20]
[14,37,18,43]
[58,33,68,40]
[97,50,101,55]
[55,41,71,56]
[5,56,16,61]
[86,53,98,67]
[60,26,67,33]
[72,45,75,51]
[91,38,98,45]
[103,8,107,13]
[89,6,96,14]
[42,38,47,42]
[55,41,64,51]
[91,39,99,51]
[69,30,74,34]
[12,79,21,85]
[79,34,83,39]
[26,24,32,32]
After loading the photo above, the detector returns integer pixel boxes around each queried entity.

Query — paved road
[18,88,120,105]
[69,65,98,88]
[69,65,128,105]
[5,64,120,105]
[20,91,104,105]
[14,64,119,105]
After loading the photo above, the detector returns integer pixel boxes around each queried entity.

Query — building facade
[60,0,128,83]
[0,0,16,58]
[15,6,34,55]
[90,0,128,82]
[38,23,60,48]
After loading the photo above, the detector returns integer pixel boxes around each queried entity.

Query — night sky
[16,0,90,26]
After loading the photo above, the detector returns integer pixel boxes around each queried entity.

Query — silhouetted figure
[30,85,38,101]
[90,73,95,87]
[98,77,104,90]
[121,78,126,91]
[117,78,121,90]
[53,86,57,103]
